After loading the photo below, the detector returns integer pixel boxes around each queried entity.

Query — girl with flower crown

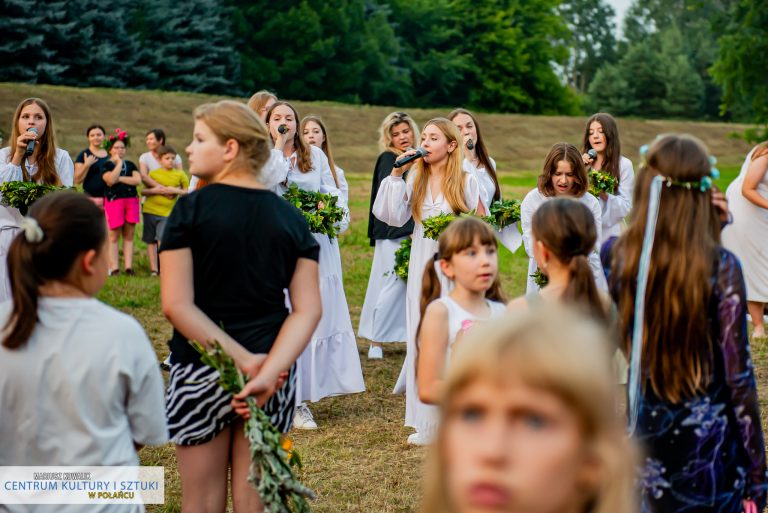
[603,134,767,513]
[101,129,140,276]
[0,98,74,301]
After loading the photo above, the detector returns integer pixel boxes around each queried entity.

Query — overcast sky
[606,0,633,35]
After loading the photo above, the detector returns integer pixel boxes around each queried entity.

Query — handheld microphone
[24,127,38,157]
[277,124,288,134]
[587,149,598,161]
[466,138,474,151]
[394,147,428,168]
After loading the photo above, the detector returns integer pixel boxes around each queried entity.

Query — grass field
[1,83,764,512]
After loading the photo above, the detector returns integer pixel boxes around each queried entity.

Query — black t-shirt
[160,184,320,365]
[101,160,139,201]
[367,151,414,246]
[75,148,109,197]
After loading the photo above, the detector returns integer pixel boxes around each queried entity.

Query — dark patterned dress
[603,241,768,513]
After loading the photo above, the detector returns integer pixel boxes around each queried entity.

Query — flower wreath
[103,128,130,152]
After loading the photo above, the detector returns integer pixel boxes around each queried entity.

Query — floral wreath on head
[103,128,130,152]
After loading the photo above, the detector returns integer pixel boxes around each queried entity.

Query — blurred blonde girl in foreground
[422,307,636,513]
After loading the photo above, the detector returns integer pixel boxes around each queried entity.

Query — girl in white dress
[521,143,605,293]
[722,142,768,338]
[580,113,635,244]
[359,112,419,359]
[267,102,365,430]
[416,218,506,443]
[373,117,485,444]
[301,115,349,205]
[0,98,74,302]
[450,107,522,253]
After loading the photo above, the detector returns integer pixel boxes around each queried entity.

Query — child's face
[551,160,576,196]
[451,113,477,150]
[109,141,126,160]
[302,120,324,149]
[268,105,297,141]
[160,153,176,169]
[441,236,498,294]
[443,378,592,513]
[186,120,226,179]
[588,121,606,153]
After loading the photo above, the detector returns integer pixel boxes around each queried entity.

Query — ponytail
[416,254,443,343]
[2,192,106,349]
[563,254,607,323]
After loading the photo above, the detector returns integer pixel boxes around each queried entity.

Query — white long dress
[520,189,606,293]
[0,147,74,301]
[462,157,522,254]
[373,171,482,433]
[273,145,364,403]
[596,156,635,243]
[722,148,768,302]
[334,165,349,205]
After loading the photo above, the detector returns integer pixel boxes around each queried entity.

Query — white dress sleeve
[372,174,413,228]
[335,166,349,205]
[0,147,23,183]
[601,157,634,229]
[463,172,483,213]
[260,149,290,189]
[55,149,74,187]
[520,189,543,258]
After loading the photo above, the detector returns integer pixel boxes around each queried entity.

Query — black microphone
[466,138,474,151]
[277,124,288,134]
[24,127,38,156]
[587,149,597,161]
[394,147,428,168]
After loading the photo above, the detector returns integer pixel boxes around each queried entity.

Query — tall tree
[710,0,768,125]
[558,0,618,93]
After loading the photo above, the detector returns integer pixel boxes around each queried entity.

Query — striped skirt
[166,362,297,445]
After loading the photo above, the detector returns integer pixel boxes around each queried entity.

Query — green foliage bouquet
[392,238,411,281]
[190,340,315,513]
[0,181,69,215]
[530,268,549,288]
[422,212,458,240]
[482,199,521,230]
[283,183,345,238]
[588,170,617,197]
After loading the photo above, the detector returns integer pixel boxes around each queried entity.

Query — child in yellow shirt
[141,145,189,275]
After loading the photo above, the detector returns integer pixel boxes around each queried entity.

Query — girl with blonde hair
[359,111,419,359]
[160,100,322,512]
[422,307,636,513]
[373,117,484,445]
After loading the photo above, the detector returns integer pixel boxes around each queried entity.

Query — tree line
[0,0,764,126]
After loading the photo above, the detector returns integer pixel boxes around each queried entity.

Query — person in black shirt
[358,111,418,359]
[160,100,321,512]
[101,134,140,276]
[74,124,109,207]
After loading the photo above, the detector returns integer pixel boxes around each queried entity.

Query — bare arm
[117,170,141,186]
[417,301,450,404]
[102,159,123,186]
[139,161,161,188]
[741,155,768,209]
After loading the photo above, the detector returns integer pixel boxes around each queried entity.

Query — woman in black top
[160,100,321,512]
[358,111,418,359]
[74,124,109,207]
[101,134,140,276]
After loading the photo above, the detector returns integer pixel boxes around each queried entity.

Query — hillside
[0,83,756,175]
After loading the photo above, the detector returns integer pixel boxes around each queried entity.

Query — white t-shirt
[0,298,167,470]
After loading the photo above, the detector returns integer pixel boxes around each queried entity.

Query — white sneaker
[407,430,434,446]
[368,345,383,359]
[293,403,318,430]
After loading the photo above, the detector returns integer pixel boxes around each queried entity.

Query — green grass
[0,83,760,512]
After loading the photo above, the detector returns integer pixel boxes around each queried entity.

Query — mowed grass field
[1,83,765,512]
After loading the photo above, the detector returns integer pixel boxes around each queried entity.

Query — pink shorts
[104,197,140,230]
